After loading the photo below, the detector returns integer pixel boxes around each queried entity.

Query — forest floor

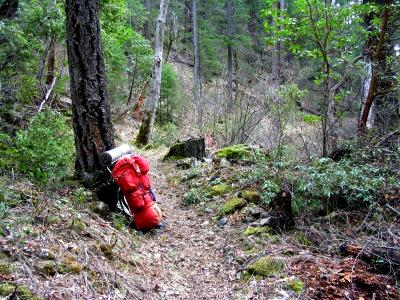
[0,121,399,300]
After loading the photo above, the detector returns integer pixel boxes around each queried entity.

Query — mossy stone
[0,259,12,274]
[246,256,285,277]
[241,190,262,204]
[287,278,304,293]
[219,198,247,216]
[0,282,15,296]
[208,184,232,196]
[243,226,270,236]
[35,260,58,276]
[216,144,253,160]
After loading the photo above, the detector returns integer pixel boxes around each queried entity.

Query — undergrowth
[0,109,75,183]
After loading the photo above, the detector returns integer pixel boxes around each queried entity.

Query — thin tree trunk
[192,0,202,127]
[65,0,118,209]
[358,6,390,133]
[143,0,151,40]
[136,0,169,145]
[226,0,233,112]
[46,35,56,85]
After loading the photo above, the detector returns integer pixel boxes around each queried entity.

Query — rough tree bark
[136,0,169,145]
[226,0,233,112]
[192,0,202,127]
[65,0,118,209]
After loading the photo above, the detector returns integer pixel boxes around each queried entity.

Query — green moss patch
[59,257,84,274]
[216,144,253,160]
[241,190,262,204]
[287,278,304,293]
[16,285,43,300]
[71,218,86,231]
[243,226,270,236]
[295,231,314,247]
[219,197,247,216]
[100,244,114,259]
[208,184,233,196]
[0,282,15,296]
[0,259,12,274]
[246,256,285,277]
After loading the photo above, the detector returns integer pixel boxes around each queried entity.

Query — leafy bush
[261,179,280,205]
[13,110,75,183]
[296,157,391,207]
[183,188,207,206]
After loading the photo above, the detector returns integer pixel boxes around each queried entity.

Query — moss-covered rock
[246,256,285,277]
[0,259,12,274]
[208,184,232,196]
[59,257,84,274]
[35,260,58,276]
[287,278,304,293]
[216,144,253,160]
[241,190,262,204]
[243,226,270,236]
[0,282,14,296]
[219,197,247,216]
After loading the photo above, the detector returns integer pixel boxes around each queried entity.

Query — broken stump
[164,137,206,160]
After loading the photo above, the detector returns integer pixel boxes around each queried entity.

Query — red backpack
[112,155,162,230]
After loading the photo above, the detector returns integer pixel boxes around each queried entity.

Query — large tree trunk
[192,0,202,127]
[358,5,390,133]
[136,0,169,145]
[226,0,233,112]
[0,0,18,19]
[65,0,118,209]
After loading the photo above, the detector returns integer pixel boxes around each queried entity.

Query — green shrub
[296,157,391,207]
[13,110,75,183]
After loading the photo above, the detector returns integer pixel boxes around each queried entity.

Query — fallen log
[340,243,400,274]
